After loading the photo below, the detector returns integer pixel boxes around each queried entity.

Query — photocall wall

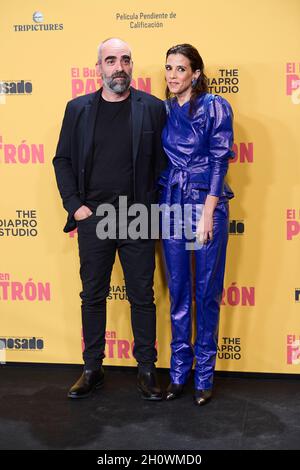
[1,0,300,373]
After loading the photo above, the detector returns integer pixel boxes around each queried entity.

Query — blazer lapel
[82,89,101,167]
[131,87,144,168]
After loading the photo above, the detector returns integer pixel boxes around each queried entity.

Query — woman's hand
[196,195,219,244]
[196,210,214,244]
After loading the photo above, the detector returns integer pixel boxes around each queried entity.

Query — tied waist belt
[159,164,210,204]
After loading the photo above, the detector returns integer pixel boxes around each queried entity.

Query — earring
[192,78,198,88]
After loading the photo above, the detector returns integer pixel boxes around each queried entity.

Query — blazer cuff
[63,195,83,217]
[208,177,224,198]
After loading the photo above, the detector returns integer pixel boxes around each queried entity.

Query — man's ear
[96,62,103,78]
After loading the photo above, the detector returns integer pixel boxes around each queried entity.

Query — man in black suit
[53,38,167,400]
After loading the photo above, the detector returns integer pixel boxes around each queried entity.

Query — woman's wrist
[203,195,218,216]
[203,207,214,217]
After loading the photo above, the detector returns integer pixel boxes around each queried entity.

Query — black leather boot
[193,389,212,406]
[67,368,104,399]
[137,370,163,401]
[166,383,184,401]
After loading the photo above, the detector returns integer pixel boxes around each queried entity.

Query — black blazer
[53,87,167,232]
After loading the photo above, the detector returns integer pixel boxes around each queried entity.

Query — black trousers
[77,212,157,371]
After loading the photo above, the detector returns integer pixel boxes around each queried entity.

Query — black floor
[0,365,300,450]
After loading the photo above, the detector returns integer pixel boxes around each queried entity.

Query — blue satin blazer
[158,93,234,204]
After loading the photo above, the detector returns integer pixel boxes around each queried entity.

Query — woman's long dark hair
[165,43,208,115]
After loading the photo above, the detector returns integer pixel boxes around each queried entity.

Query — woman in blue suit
[159,44,234,406]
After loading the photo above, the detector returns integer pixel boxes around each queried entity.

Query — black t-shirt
[85,92,133,210]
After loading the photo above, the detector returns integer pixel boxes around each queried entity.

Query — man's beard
[102,71,131,94]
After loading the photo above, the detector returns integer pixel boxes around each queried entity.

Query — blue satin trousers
[161,192,229,390]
